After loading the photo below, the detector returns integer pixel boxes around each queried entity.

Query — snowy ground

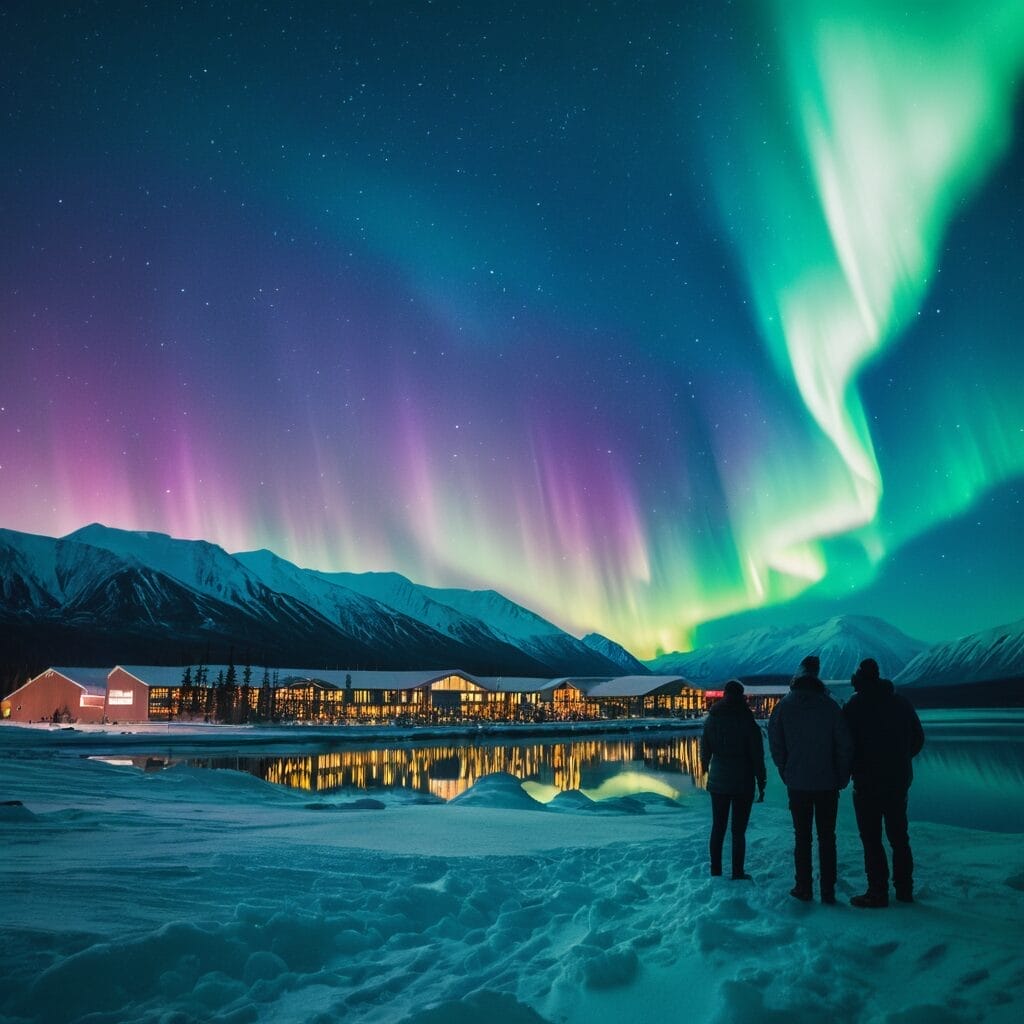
[2,724,1023,1024]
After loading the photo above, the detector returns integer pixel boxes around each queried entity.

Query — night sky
[2,1,1023,657]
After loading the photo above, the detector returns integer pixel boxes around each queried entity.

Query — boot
[789,885,813,902]
[850,890,888,908]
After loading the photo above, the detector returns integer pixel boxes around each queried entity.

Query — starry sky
[2,1,1023,657]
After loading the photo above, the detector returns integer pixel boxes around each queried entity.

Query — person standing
[768,655,853,904]
[701,679,767,880]
[842,658,925,908]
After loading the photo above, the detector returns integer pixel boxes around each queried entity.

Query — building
[575,675,705,719]
[2,664,707,725]
[1,668,112,724]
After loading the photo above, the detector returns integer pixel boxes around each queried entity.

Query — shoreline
[0,715,706,749]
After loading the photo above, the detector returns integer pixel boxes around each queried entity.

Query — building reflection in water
[185,734,708,801]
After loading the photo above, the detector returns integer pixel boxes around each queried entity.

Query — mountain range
[895,616,1024,688]
[647,615,930,683]
[1,524,1022,697]
[0,524,628,691]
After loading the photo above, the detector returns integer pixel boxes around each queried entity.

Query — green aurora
[694,0,1024,645]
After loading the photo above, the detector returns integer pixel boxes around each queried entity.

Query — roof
[5,666,115,699]
[276,669,484,692]
[476,676,557,693]
[118,666,486,692]
[584,675,695,698]
[48,667,111,696]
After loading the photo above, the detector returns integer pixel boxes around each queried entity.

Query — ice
[1,723,1023,1024]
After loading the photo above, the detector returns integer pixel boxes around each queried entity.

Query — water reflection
[93,711,1024,832]
[185,734,707,802]
[906,710,1024,833]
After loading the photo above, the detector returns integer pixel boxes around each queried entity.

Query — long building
[0,665,743,725]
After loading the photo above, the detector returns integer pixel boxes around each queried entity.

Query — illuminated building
[2,665,721,725]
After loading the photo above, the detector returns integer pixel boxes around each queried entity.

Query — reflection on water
[907,710,1024,833]
[93,711,1024,831]
[185,734,707,802]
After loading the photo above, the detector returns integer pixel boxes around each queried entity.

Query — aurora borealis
[2,1,1022,657]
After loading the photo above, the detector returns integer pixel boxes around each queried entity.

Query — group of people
[699,654,925,907]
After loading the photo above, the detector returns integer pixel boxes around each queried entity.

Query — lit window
[108,689,134,706]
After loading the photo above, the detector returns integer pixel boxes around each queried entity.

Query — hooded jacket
[701,694,767,795]
[767,671,853,791]
[842,673,925,793]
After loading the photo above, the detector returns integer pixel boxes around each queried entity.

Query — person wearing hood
[768,655,853,904]
[842,658,925,908]
[701,679,767,880]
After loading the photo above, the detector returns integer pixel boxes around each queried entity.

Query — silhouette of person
[701,679,766,880]
[768,655,853,903]
[842,657,925,907]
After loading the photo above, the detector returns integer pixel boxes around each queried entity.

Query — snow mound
[157,763,300,801]
[0,799,35,822]
[398,989,551,1024]
[547,790,646,815]
[305,798,386,812]
[447,772,545,810]
[546,789,597,812]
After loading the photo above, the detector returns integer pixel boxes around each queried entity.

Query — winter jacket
[842,676,925,794]
[701,695,767,795]
[767,673,853,792]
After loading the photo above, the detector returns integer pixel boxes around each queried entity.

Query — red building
[1,668,109,723]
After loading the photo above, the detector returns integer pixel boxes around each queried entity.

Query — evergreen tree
[239,659,253,724]
[257,666,271,723]
[224,653,238,722]
[213,669,227,721]
[179,666,194,719]
[192,663,207,716]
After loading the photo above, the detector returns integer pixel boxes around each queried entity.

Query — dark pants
[787,788,839,894]
[710,791,754,877]
[853,787,913,895]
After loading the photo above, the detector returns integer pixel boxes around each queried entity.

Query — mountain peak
[648,614,930,683]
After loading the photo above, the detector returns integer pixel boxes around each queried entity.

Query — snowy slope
[308,569,474,638]
[234,550,553,673]
[67,524,280,616]
[581,633,650,675]
[419,585,564,641]
[896,616,1024,687]
[649,615,929,682]
[0,528,64,610]
[235,551,438,643]
[301,570,622,675]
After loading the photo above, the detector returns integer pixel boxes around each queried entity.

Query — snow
[651,615,929,682]
[897,616,1024,687]
[2,721,1023,1024]
[66,523,271,609]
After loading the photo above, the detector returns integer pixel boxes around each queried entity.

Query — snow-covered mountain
[581,633,650,675]
[896,617,1024,687]
[647,615,929,683]
[234,551,560,674]
[0,526,623,686]
[240,558,619,677]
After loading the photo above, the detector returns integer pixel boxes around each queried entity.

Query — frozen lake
[100,708,1024,833]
